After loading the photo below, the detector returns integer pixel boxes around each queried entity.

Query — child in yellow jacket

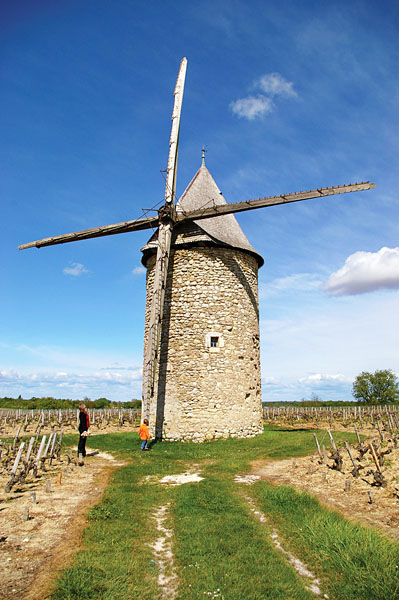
[138,418,150,450]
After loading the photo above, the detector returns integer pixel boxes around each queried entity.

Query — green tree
[352,369,399,404]
[93,397,111,408]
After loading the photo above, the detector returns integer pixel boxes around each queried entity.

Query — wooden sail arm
[18,213,159,250]
[176,181,376,223]
[164,57,187,205]
[142,59,187,418]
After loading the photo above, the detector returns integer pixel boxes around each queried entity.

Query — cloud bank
[230,72,297,120]
[298,373,349,385]
[0,367,142,400]
[261,373,353,403]
[325,247,399,296]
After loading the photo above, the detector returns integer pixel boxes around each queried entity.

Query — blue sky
[1,0,398,402]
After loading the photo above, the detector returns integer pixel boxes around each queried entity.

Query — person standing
[78,403,90,465]
[138,418,150,450]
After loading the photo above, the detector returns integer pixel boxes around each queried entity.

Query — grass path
[52,427,399,600]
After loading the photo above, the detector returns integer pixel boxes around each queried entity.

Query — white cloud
[230,72,297,120]
[262,376,279,385]
[63,262,88,277]
[325,247,399,296]
[298,373,349,384]
[230,95,274,120]
[132,266,146,275]
[257,73,297,98]
[260,273,322,299]
[0,368,22,382]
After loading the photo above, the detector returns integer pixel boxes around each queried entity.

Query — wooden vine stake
[313,433,322,461]
[369,442,387,487]
[327,429,337,451]
[322,445,328,465]
[11,442,25,475]
[369,443,381,473]
[354,424,361,445]
[376,420,385,442]
[345,441,361,478]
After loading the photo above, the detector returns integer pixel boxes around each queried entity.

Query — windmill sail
[176,181,376,222]
[18,214,159,250]
[142,57,187,417]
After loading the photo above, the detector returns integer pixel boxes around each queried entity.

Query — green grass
[252,483,399,600]
[51,426,399,600]
[173,475,314,600]
[52,460,171,600]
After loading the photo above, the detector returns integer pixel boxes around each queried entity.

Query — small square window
[205,331,224,351]
[210,336,219,348]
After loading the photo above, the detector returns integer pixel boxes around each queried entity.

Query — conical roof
[141,163,264,267]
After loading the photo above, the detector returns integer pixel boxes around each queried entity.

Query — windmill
[19,57,375,441]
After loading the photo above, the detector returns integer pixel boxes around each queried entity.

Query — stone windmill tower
[19,58,375,441]
[141,156,264,441]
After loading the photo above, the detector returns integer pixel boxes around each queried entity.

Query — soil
[151,503,179,600]
[251,436,399,542]
[0,449,125,600]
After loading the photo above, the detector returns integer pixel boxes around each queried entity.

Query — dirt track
[0,450,125,600]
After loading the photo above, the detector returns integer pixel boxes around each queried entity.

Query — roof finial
[201,145,207,166]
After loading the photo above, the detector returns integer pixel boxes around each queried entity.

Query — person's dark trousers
[78,435,87,457]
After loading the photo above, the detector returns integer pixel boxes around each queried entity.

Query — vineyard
[261,404,399,540]
[2,404,399,503]
[0,409,139,495]
[0,409,127,600]
[0,407,141,438]
[0,409,137,536]
[2,403,398,436]
[263,403,399,433]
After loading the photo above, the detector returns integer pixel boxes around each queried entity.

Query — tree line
[0,396,142,410]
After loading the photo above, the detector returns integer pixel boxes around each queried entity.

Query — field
[2,416,399,600]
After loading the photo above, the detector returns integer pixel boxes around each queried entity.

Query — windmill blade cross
[176,181,376,223]
[17,53,376,435]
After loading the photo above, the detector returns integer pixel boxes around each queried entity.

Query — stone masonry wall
[142,245,263,441]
